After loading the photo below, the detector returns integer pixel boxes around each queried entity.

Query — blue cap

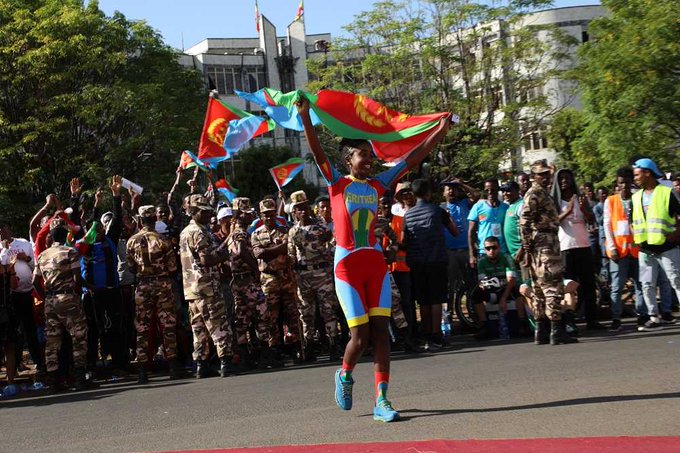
[633,158,664,178]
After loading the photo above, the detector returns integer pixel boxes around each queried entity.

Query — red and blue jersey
[318,160,407,255]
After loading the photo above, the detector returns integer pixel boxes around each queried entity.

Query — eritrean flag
[179,150,214,172]
[269,157,305,189]
[199,96,274,164]
[294,0,304,22]
[223,114,275,159]
[236,88,453,162]
[214,179,239,203]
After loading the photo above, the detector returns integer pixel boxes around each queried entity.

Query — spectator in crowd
[551,168,605,331]
[441,179,478,308]
[603,168,644,331]
[672,173,680,202]
[516,173,531,198]
[520,160,577,345]
[0,254,19,396]
[391,182,415,332]
[468,178,509,268]
[0,219,44,376]
[404,179,458,349]
[631,158,680,331]
[472,236,523,340]
[81,176,129,379]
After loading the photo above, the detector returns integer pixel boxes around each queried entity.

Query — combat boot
[168,359,184,380]
[137,366,149,384]
[550,320,579,345]
[534,319,550,345]
[220,356,239,377]
[196,360,213,379]
[259,345,283,369]
[46,371,65,395]
[328,337,341,362]
[398,327,421,353]
[73,367,96,391]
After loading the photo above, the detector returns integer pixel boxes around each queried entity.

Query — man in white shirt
[0,219,44,374]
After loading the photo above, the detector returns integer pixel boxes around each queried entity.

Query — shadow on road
[0,379,191,409]
[383,391,680,421]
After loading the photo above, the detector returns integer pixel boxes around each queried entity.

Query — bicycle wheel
[453,284,480,331]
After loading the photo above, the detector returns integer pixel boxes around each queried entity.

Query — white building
[180,14,330,185]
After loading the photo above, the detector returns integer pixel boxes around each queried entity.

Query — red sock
[341,361,354,379]
[375,371,390,399]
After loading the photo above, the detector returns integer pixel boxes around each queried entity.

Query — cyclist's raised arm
[403,116,451,171]
[296,97,339,184]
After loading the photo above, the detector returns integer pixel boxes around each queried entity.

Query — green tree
[0,0,205,230]
[308,0,575,185]
[574,0,680,183]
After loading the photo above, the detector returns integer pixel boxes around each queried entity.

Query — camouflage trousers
[231,274,270,346]
[261,272,300,347]
[135,278,177,363]
[45,293,87,373]
[529,233,564,321]
[389,273,408,330]
[295,268,338,344]
[188,294,234,360]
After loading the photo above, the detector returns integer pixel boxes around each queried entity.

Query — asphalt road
[2,320,679,453]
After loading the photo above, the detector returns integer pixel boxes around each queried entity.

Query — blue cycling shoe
[373,398,400,422]
[334,368,353,410]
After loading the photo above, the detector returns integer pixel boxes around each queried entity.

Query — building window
[581,30,589,43]
[519,84,543,104]
[523,129,549,151]
[204,65,266,94]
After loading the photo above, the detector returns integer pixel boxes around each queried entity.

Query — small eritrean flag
[269,157,305,189]
[236,88,453,162]
[214,179,239,203]
[294,0,304,22]
[199,96,273,165]
[75,222,99,256]
[179,150,214,172]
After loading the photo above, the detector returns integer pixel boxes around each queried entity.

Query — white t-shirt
[558,200,590,251]
[0,238,35,293]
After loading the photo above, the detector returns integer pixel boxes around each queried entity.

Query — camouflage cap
[138,205,156,218]
[259,198,277,213]
[394,181,413,201]
[530,159,551,174]
[232,197,254,213]
[187,194,214,211]
[290,190,308,207]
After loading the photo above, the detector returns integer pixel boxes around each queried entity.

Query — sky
[94,0,599,51]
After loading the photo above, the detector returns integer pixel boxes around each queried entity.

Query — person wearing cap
[389,182,416,332]
[33,218,91,392]
[227,197,279,369]
[251,198,301,361]
[631,158,680,331]
[214,206,235,322]
[246,196,288,235]
[126,206,181,383]
[179,194,237,378]
[297,96,450,423]
[520,160,577,345]
[468,178,509,270]
[287,190,339,362]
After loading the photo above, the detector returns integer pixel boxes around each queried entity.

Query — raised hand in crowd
[70,178,83,198]
[110,175,123,196]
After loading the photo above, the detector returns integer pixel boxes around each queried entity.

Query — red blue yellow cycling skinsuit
[317,159,408,328]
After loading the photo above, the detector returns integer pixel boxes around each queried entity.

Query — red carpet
[158,437,680,452]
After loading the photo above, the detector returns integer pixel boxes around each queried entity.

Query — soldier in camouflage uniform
[227,197,279,369]
[287,191,339,361]
[126,206,180,383]
[33,218,90,393]
[179,194,237,378]
[251,198,301,359]
[520,160,577,345]
[375,204,420,353]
